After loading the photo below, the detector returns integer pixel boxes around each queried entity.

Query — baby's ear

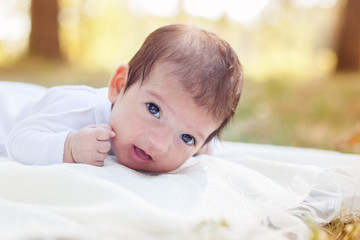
[108,64,129,103]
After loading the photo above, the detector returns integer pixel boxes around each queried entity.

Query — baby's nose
[147,126,172,154]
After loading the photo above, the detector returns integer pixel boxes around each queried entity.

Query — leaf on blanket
[335,123,360,154]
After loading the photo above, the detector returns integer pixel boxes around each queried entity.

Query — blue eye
[146,103,160,118]
[181,134,195,145]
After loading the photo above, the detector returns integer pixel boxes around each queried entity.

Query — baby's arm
[6,86,113,166]
[63,124,115,167]
[6,121,71,165]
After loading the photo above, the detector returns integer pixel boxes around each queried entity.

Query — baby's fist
[64,124,115,166]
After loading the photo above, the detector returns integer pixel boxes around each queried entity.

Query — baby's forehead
[146,62,185,87]
[145,62,200,97]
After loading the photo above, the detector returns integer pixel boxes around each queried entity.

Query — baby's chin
[116,156,178,173]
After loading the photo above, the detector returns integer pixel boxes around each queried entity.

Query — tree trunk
[29,0,62,60]
[335,0,360,72]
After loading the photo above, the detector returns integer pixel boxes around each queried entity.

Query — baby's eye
[180,134,195,145]
[146,102,160,118]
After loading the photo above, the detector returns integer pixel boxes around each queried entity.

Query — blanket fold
[1,146,359,240]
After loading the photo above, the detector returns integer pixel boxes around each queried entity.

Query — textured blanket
[0,142,359,240]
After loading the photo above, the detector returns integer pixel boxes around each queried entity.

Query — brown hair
[126,24,243,144]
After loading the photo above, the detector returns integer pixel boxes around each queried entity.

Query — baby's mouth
[129,145,153,164]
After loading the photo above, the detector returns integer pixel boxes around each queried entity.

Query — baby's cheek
[108,117,123,136]
[178,151,192,165]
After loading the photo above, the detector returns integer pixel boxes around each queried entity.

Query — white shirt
[6,85,112,165]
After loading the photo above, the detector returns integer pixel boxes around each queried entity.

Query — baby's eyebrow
[196,131,206,145]
[182,121,207,145]
[147,90,176,116]
[147,90,165,104]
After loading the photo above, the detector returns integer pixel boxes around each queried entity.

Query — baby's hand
[64,124,116,167]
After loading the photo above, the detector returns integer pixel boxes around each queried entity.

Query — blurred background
[0,0,359,153]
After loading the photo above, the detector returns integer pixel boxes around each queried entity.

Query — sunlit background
[0,0,359,153]
[0,0,341,77]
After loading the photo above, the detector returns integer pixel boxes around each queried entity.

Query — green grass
[223,73,360,154]
[0,59,111,88]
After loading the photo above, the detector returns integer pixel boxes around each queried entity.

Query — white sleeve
[5,86,99,165]
[6,115,71,165]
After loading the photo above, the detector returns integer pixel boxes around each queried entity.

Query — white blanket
[0,142,359,240]
[0,82,359,239]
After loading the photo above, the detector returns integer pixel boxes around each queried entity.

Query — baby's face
[108,63,219,172]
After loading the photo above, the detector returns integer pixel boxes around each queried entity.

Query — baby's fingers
[95,124,116,138]
[97,141,111,153]
[93,159,105,167]
[92,153,107,167]
[95,127,115,141]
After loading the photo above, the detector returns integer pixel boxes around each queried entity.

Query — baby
[5,24,243,172]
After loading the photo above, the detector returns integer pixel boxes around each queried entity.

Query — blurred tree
[29,0,62,60]
[335,0,360,72]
